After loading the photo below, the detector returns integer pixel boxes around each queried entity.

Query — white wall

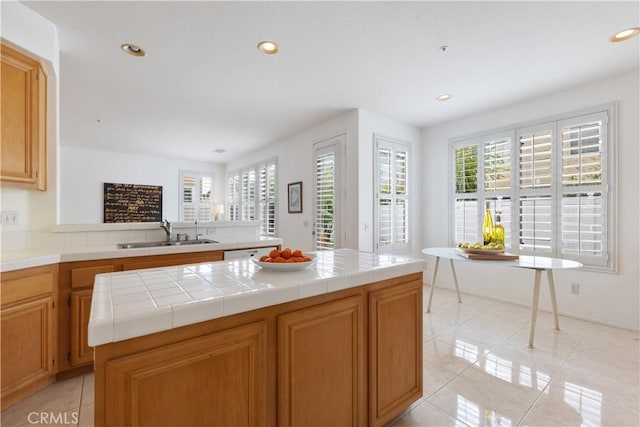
[225,108,423,254]
[0,1,59,231]
[421,70,640,330]
[357,109,422,255]
[226,110,359,252]
[59,146,226,224]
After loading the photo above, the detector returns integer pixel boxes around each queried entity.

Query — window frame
[374,134,411,254]
[179,170,215,223]
[227,157,278,237]
[448,103,617,272]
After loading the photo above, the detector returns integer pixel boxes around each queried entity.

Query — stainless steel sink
[117,239,219,249]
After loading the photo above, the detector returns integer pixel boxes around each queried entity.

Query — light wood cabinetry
[0,43,47,191]
[58,250,224,377]
[58,261,116,376]
[70,289,94,366]
[0,265,58,410]
[105,322,267,426]
[368,280,423,426]
[93,273,423,427]
[278,295,366,426]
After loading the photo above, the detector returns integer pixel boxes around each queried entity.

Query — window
[180,171,214,222]
[314,136,344,250]
[375,135,410,253]
[227,158,277,236]
[450,106,614,270]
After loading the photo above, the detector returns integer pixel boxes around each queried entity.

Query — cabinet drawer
[71,265,115,289]
[1,265,55,306]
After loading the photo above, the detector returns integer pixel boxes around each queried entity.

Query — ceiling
[21,1,640,163]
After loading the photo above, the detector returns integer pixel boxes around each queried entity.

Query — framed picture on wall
[288,181,303,213]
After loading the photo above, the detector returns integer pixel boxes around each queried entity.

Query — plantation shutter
[395,149,409,246]
[375,137,410,252]
[315,147,336,250]
[256,160,277,236]
[453,144,479,244]
[182,175,197,222]
[241,170,256,220]
[378,147,392,248]
[266,162,276,236]
[483,136,513,248]
[228,175,240,221]
[180,172,213,222]
[517,124,554,253]
[559,112,608,264]
[450,106,614,270]
[228,158,277,235]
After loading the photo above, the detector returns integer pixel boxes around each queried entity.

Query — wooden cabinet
[58,261,115,375]
[368,279,423,426]
[278,296,366,426]
[58,250,224,376]
[1,265,58,410]
[104,322,267,427]
[93,273,424,427]
[1,43,47,191]
[70,289,94,366]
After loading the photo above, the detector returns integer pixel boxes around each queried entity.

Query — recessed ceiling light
[121,43,146,57]
[257,41,279,55]
[212,148,227,154]
[436,93,452,101]
[611,27,640,42]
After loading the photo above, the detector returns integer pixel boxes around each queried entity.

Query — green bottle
[482,201,494,245]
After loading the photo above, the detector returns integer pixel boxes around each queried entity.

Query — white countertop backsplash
[0,237,281,272]
[0,221,276,272]
[88,249,426,347]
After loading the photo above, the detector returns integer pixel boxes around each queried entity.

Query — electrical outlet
[571,283,580,295]
[0,211,19,225]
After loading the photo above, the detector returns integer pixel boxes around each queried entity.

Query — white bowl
[251,254,318,271]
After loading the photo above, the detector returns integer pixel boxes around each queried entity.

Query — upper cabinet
[1,43,47,191]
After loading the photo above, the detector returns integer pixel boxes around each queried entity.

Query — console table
[421,247,582,347]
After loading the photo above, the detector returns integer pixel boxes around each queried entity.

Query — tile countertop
[88,248,426,347]
[0,237,282,273]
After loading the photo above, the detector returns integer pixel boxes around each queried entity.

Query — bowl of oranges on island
[252,248,318,271]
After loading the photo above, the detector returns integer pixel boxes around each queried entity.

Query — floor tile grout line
[513,321,594,426]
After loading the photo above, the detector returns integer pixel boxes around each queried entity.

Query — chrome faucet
[161,219,172,241]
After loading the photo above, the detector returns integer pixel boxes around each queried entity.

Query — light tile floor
[2,286,638,427]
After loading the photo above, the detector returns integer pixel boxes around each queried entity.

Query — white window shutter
[315,149,336,250]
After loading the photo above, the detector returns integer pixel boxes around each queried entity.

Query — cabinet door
[368,281,423,427]
[70,289,93,366]
[105,322,267,427]
[0,43,46,190]
[1,297,54,406]
[278,295,365,427]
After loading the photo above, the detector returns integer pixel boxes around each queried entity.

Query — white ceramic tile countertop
[0,237,282,272]
[88,248,426,346]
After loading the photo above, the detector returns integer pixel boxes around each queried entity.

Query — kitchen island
[89,249,426,427]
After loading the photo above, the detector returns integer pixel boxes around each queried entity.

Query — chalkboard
[103,183,163,223]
